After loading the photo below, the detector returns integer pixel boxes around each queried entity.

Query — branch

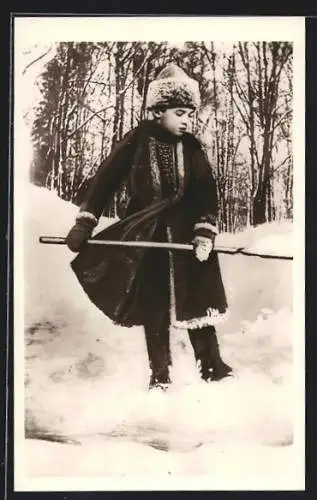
[231,94,250,131]
[232,78,251,121]
[232,73,249,105]
[66,46,107,121]
[117,46,159,97]
[199,42,214,68]
[81,47,106,95]
[22,46,53,75]
[269,154,292,177]
[67,105,113,139]
[119,43,135,65]
[238,42,249,72]
[271,109,292,133]
[80,80,112,87]
[271,97,292,117]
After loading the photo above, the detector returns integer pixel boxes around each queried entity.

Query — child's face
[154,107,195,136]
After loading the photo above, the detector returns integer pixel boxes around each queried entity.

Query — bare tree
[232,42,292,225]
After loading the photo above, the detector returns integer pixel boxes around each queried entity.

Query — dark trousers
[144,313,172,384]
[144,321,230,383]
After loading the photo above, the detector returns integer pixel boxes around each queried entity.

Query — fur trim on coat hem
[173,309,229,330]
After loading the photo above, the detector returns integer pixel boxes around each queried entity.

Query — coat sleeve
[190,146,219,239]
[77,129,137,223]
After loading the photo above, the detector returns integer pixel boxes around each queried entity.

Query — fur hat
[146,64,201,110]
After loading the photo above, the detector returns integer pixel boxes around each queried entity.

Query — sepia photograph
[13,16,305,491]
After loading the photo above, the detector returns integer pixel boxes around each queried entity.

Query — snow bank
[17,185,302,489]
[218,220,293,258]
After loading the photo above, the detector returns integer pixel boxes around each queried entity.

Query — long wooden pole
[39,236,293,260]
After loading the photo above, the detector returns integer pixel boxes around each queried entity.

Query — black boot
[148,371,172,391]
[208,332,233,381]
[189,326,233,382]
[144,324,172,391]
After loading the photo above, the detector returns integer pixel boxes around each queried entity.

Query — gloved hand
[193,235,215,262]
[66,217,96,253]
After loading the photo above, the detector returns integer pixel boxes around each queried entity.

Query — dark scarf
[129,119,186,202]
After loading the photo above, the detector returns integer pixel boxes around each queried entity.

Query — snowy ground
[13,185,304,491]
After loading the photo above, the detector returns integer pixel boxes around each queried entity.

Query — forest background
[28,41,293,233]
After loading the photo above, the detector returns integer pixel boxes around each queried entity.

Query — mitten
[66,212,98,252]
[193,234,216,262]
[193,214,217,262]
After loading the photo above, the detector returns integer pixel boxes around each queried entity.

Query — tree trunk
[252,187,267,225]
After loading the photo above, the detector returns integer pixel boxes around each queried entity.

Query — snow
[219,221,293,258]
[14,185,304,491]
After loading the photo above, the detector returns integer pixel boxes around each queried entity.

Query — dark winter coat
[71,120,228,330]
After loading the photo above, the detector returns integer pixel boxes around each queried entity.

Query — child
[66,64,232,389]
